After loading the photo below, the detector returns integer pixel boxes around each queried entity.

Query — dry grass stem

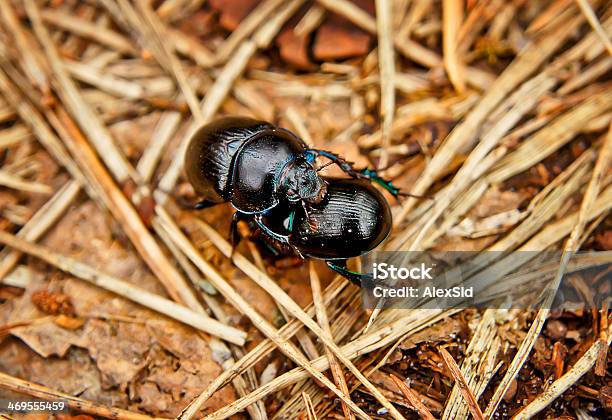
[375,0,396,169]
[186,219,406,420]
[302,392,318,420]
[294,5,326,37]
[439,347,484,420]
[0,170,52,194]
[40,9,138,55]
[395,14,587,225]
[574,0,612,55]
[484,123,612,418]
[442,0,465,92]
[0,230,247,345]
[52,106,203,311]
[155,209,372,420]
[442,310,501,419]
[24,0,139,184]
[310,263,355,420]
[0,180,80,281]
[512,325,612,419]
[216,0,287,63]
[389,374,436,420]
[0,372,163,420]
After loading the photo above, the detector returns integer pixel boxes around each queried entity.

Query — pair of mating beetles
[184,117,402,284]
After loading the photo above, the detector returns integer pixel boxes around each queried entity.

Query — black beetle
[185,117,365,212]
[249,177,392,284]
[184,117,404,284]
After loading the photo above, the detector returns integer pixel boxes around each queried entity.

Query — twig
[0,64,90,194]
[294,5,326,37]
[0,230,246,345]
[0,0,48,91]
[389,374,436,420]
[39,9,138,55]
[302,392,318,420]
[0,180,80,281]
[176,263,349,418]
[215,0,286,63]
[201,309,449,419]
[438,347,484,420]
[136,112,182,182]
[443,310,500,420]
[0,124,30,148]
[157,0,303,196]
[310,263,355,420]
[394,14,587,225]
[0,371,165,420]
[155,209,372,420]
[51,106,204,312]
[442,0,465,92]
[0,170,52,194]
[24,0,140,184]
[131,0,203,122]
[63,60,148,99]
[187,219,407,420]
[166,27,215,68]
[512,326,612,419]
[574,0,612,55]
[316,0,375,32]
[484,122,612,418]
[375,0,396,169]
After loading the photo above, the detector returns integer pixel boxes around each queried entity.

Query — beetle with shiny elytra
[184,117,402,284]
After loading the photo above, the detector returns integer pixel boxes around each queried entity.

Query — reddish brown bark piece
[209,0,261,31]
[313,20,371,61]
[178,9,217,38]
[313,0,373,61]
[276,29,315,70]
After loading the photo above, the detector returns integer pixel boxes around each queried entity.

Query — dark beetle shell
[184,116,321,213]
[290,178,392,259]
[229,128,308,213]
[184,117,273,205]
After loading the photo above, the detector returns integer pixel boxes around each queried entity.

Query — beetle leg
[194,199,220,210]
[359,168,401,198]
[359,168,432,201]
[254,215,290,243]
[254,214,305,259]
[326,260,372,286]
[229,212,245,254]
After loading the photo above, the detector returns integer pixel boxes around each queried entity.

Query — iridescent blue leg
[254,214,290,244]
[359,168,401,197]
[254,213,305,258]
[360,168,431,200]
[326,259,372,287]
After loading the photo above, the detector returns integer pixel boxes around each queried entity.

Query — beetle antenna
[316,160,334,172]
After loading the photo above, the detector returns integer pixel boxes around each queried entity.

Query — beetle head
[282,159,327,204]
